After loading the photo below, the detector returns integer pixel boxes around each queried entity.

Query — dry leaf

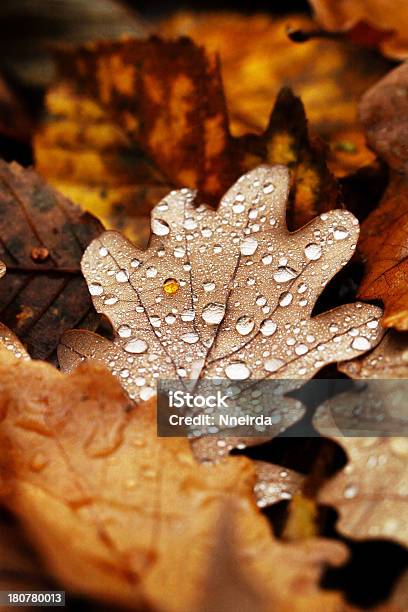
[35,81,171,247]
[309,0,408,59]
[161,11,390,175]
[339,331,408,378]
[357,63,408,330]
[313,431,408,547]
[0,349,349,611]
[0,160,103,362]
[58,165,383,407]
[52,36,236,204]
[254,87,341,228]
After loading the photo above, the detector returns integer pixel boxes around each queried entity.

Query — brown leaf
[314,431,408,546]
[357,63,408,329]
[0,161,103,362]
[309,0,408,59]
[58,166,382,408]
[339,331,408,378]
[255,87,341,228]
[161,11,390,175]
[35,81,171,247]
[52,36,237,204]
[0,349,349,611]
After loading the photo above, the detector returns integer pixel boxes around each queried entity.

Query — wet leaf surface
[59,166,382,408]
[357,63,408,329]
[314,432,408,547]
[0,348,349,611]
[0,161,103,362]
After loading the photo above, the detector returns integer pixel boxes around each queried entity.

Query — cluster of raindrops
[66,166,383,406]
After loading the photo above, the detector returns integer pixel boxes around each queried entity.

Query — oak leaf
[35,81,172,247]
[58,165,383,408]
[161,11,390,175]
[339,331,408,379]
[314,431,408,547]
[357,63,408,330]
[0,161,103,362]
[52,36,236,204]
[309,0,408,59]
[0,348,349,611]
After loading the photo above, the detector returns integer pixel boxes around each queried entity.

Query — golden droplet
[163,278,180,295]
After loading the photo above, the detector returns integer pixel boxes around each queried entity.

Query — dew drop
[146,266,157,278]
[118,324,132,338]
[149,316,161,328]
[351,336,371,351]
[262,254,272,265]
[140,387,155,401]
[124,339,148,354]
[203,282,215,292]
[131,258,141,268]
[165,313,176,324]
[89,283,104,296]
[334,227,350,240]
[120,368,130,379]
[152,218,170,236]
[263,182,275,194]
[279,291,293,307]
[264,358,285,373]
[233,202,245,213]
[260,319,277,337]
[184,218,197,230]
[202,303,226,325]
[256,295,267,306]
[235,316,255,335]
[225,362,251,380]
[99,246,108,257]
[304,243,322,261]
[295,344,308,356]
[181,309,195,322]
[273,266,298,282]
[240,237,258,256]
[116,269,129,283]
[343,484,358,499]
[174,246,185,258]
[181,332,200,344]
[104,295,118,305]
[163,278,179,294]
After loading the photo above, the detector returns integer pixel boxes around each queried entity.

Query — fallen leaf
[35,81,171,246]
[0,349,349,611]
[52,36,237,204]
[254,87,341,228]
[58,166,383,407]
[161,11,390,174]
[308,0,408,59]
[314,432,408,547]
[357,63,408,329]
[339,331,408,378]
[0,161,103,362]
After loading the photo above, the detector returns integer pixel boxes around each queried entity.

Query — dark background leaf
[0,161,103,362]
